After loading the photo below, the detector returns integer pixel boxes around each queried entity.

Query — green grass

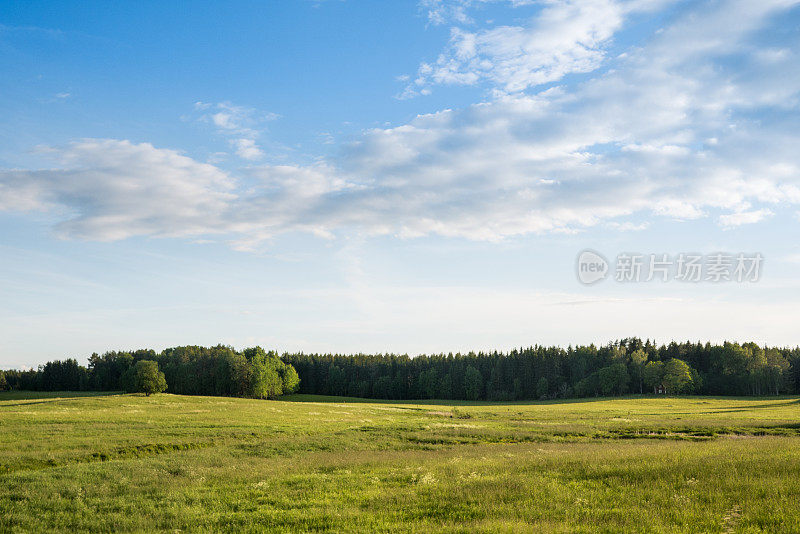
[1,392,799,532]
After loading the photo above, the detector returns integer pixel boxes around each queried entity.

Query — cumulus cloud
[231,138,265,161]
[1,0,799,247]
[0,139,235,241]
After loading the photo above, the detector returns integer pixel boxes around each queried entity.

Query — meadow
[1,392,798,533]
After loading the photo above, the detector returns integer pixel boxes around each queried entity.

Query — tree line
[0,345,299,399]
[282,339,800,400]
[1,339,798,400]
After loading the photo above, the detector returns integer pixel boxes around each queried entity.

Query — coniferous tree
[464,366,483,400]
[6,340,799,401]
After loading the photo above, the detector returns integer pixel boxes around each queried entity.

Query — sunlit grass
[1,392,798,532]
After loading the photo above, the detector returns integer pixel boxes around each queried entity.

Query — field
[1,393,799,533]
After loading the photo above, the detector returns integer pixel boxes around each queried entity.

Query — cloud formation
[193,101,278,161]
[1,0,799,248]
[404,0,669,97]
[0,139,235,240]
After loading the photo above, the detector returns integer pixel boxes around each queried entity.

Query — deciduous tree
[133,360,167,396]
[662,359,693,394]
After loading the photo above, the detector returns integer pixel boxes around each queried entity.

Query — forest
[0,346,299,399]
[2,339,798,400]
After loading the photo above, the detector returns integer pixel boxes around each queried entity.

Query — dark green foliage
[281,339,800,401]
[598,363,629,396]
[644,361,665,393]
[0,370,6,391]
[0,359,88,392]
[536,376,549,399]
[1,345,300,401]
[4,338,799,401]
[438,373,453,400]
[464,366,483,400]
[40,359,89,391]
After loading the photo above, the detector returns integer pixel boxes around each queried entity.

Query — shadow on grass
[0,390,123,406]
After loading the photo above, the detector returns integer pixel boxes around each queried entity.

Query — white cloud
[1,0,799,248]
[420,0,539,27]
[719,208,774,228]
[193,101,278,161]
[404,0,671,97]
[607,221,649,231]
[0,139,235,241]
[421,0,475,26]
[231,138,264,160]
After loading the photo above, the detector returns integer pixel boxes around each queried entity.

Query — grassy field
[1,392,799,533]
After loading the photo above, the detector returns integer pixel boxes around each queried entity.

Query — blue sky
[2,0,800,368]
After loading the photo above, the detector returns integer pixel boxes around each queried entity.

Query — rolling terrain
[1,392,799,532]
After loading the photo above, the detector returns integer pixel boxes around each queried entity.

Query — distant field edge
[4,390,798,406]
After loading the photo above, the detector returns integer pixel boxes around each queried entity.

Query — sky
[1,0,800,368]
